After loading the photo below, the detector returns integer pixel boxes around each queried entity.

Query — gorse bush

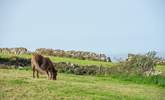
[131,51,157,75]
[110,51,158,76]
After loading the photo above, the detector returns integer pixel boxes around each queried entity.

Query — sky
[0,0,165,58]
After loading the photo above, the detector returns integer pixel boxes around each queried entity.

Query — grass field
[1,53,165,99]
[1,69,165,100]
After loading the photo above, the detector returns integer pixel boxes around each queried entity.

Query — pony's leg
[50,74,53,80]
[32,65,35,78]
[36,71,39,78]
[50,72,54,80]
[31,64,35,78]
[50,72,53,80]
[46,71,50,80]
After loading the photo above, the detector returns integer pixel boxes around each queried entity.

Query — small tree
[110,51,158,76]
[130,51,157,75]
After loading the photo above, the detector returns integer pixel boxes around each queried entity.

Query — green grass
[0,69,165,100]
[110,74,165,87]
[50,56,113,67]
[0,53,113,67]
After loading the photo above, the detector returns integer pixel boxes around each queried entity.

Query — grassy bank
[0,53,113,67]
[1,69,165,100]
[156,65,165,74]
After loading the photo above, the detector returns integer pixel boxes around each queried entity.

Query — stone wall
[35,48,111,62]
[0,56,31,67]
[55,62,112,75]
[0,48,28,54]
[127,53,136,61]
[0,48,111,62]
[156,60,165,65]
[0,57,112,75]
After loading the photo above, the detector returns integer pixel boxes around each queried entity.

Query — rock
[0,47,112,62]
[35,48,110,62]
[0,47,28,54]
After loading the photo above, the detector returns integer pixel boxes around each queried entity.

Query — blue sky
[0,0,165,57]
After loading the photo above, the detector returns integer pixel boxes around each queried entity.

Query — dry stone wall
[0,48,28,54]
[35,48,111,62]
[0,48,111,62]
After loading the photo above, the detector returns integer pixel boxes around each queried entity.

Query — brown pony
[31,53,57,80]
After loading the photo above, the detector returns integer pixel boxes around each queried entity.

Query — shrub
[131,51,157,75]
[110,51,158,76]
